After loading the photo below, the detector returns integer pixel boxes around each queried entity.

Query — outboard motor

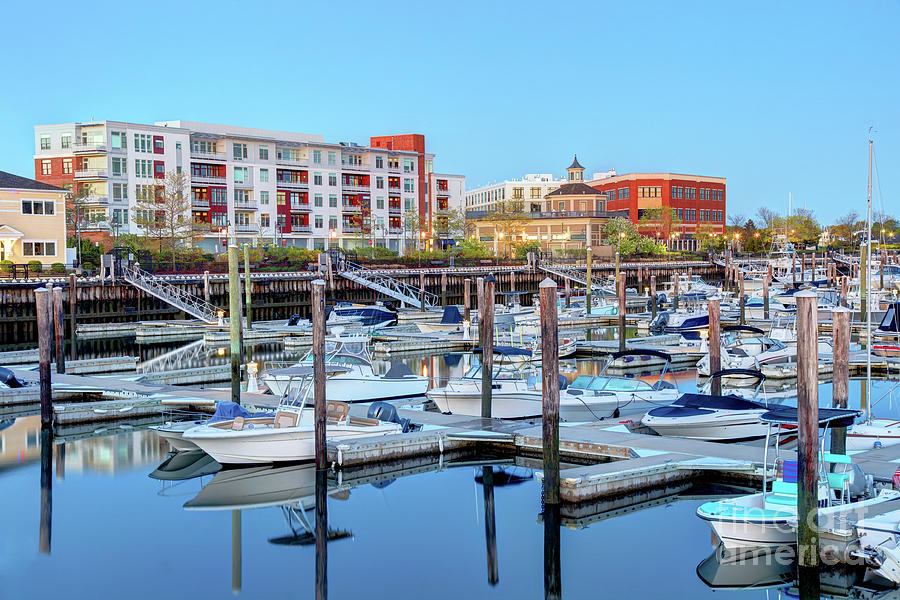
[649,311,670,334]
[367,401,421,433]
[382,300,398,313]
[0,366,25,388]
[656,292,668,308]
[286,313,302,327]
[830,461,875,500]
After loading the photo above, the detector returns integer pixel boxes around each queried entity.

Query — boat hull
[265,374,428,401]
[427,389,543,419]
[642,413,768,441]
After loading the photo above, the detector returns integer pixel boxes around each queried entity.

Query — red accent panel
[153,135,164,154]
[154,160,165,179]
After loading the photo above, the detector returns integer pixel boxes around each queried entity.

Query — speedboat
[847,419,900,451]
[182,390,404,464]
[696,407,900,550]
[561,349,681,420]
[696,328,797,376]
[328,302,397,328]
[263,331,429,401]
[151,402,265,451]
[650,309,710,335]
[873,301,900,356]
[425,347,545,418]
[415,305,465,334]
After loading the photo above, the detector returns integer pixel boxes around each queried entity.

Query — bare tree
[728,213,747,228]
[832,210,859,246]
[487,199,529,258]
[134,170,203,270]
[755,207,779,230]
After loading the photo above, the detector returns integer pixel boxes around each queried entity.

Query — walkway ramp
[121,266,220,324]
[339,261,438,309]
[538,263,614,295]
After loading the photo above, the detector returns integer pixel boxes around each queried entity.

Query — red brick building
[588,173,726,251]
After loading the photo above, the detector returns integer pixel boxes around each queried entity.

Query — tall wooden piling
[763,276,770,320]
[312,279,327,469]
[564,278,570,309]
[617,277,626,351]
[540,278,560,505]
[419,272,426,312]
[203,270,210,303]
[441,272,448,308]
[243,244,253,329]
[708,298,722,396]
[52,288,65,374]
[35,288,53,427]
[795,291,820,574]
[227,245,242,405]
[586,251,594,315]
[39,425,52,554]
[841,276,848,308]
[673,273,680,310]
[68,274,77,361]
[482,466,499,585]
[476,277,485,346]
[792,254,797,287]
[831,307,851,454]
[463,278,471,323]
[739,276,746,325]
[481,275,495,419]
[724,253,731,293]
[650,275,657,320]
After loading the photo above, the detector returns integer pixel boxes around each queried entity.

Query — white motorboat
[696,407,900,550]
[328,302,398,328]
[696,328,797,376]
[151,420,206,451]
[184,462,317,511]
[847,418,900,451]
[650,309,710,335]
[263,331,429,401]
[855,508,900,585]
[183,395,402,464]
[493,334,577,363]
[415,305,467,334]
[561,349,681,420]
[642,369,774,441]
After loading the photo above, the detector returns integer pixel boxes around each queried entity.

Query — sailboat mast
[866,137,873,422]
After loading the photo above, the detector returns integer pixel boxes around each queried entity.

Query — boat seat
[232,417,245,431]
[326,401,349,425]
[274,410,299,429]
[827,472,850,490]
[823,452,852,465]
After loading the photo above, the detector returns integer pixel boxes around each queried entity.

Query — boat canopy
[707,368,766,382]
[473,346,533,357]
[440,305,463,325]
[760,407,860,427]
[722,325,765,335]
[266,364,351,377]
[647,393,766,418]
[611,349,672,362]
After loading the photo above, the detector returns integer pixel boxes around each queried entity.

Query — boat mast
[866,135,873,423]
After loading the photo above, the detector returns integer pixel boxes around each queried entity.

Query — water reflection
[39,425,52,554]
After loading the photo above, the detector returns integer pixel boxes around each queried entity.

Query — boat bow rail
[121,265,221,324]
[339,261,438,309]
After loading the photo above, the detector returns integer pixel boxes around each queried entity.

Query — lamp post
[329,228,337,250]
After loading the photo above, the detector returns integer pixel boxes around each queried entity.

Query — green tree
[455,236,491,258]
[402,209,424,251]
[487,199,529,258]
[601,218,666,256]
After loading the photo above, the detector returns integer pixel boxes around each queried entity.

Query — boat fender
[0,366,25,389]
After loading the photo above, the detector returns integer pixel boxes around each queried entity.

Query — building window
[376,176,384,189]
[315,215,323,228]
[375,156,384,169]
[313,172,322,185]
[531,187,542,199]
[154,161,165,179]
[112,157,127,176]
[154,137,165,153]
[134,133,153,153]
[260,191,269,205]
[60,158,72,175]
[234,167,248,183]
[277,191,286,206]
[403,158,414,173]
[313,150,322,164]
[376,197,384,209]
[259,168,269,183]
[23,241,56,257]
[512,187,524,199]
[21,200,55,215]
[61,135,71,149]
[113,183,128,201]
[314,194,323,207]
[328,173,337,186]
[259,145,269,160]
[327,151,336,165]
[40,160,52,175]
[233,143,248,160]
[261,214,270,228]
[40,135,50,150]
[329,216,338,230]
[403,178,415,193]
[329,194,337,208]
[110,132,126,149]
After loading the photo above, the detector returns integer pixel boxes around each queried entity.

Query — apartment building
[33,121,462,254]
[464,173,567,217]
[0,170,67,266]
[589,172,726,251]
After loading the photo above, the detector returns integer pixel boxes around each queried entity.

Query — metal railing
[75,169,108,179]
[290,203,312,212]
[191,174,226,184]
[121,265,220,324]
[190,150,227,161]
[73,143,107,153]
[276,179,309,189]
[234,201,259,211]
[340,260,438,309]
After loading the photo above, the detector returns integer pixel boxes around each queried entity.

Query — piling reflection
[481,466,499,586]
[232,509,242,593]
[543,502,561,600]
[39,425,52,554]
[315,468,328,600]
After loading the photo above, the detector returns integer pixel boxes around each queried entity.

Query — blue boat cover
[646,393,766,418]
[440,305,463,324]
[473,346,533,357]
[879,302,900,333]
[208,401,253,423]
[761,407,860,427]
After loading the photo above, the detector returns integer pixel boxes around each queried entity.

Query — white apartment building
[34,121,464,254]
[464,173,566,218]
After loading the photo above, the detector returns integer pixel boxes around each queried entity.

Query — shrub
[81,261,94,272]
[51,263,66,274]
[28,260,43,272]
[0,260,12,273]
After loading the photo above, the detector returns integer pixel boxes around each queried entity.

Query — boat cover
[383,362,415,379]
[647,393,765,418]
[879,302,900,333]
[473,346,533,357]
[611,349,672,361]
[440,305,463,324]
[208,401,253,423]
[760,407,861,427]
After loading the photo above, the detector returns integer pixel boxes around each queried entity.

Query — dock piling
[617,277,626,351]
[586,251,594,315]
[476,277,485,346]
[650,275,657,320]
[708,298,721,396]
[480,275,495,419]
[795,291,820,574]
[227,245,242,405]
[564,278,570,309]
[673,273,680,311]
[68,274,77,362]
[203,270,210,304]
[35,288,53,427]
[441,272,448,308]
[739,276,746,325]
[463,278,471,323]
[540,277,560,504]
[832,307,851,454]
[39,425,52,554]
[482,466,499,585]
[243,244,252,329]
[419,272,426,313]
[763,275,770,320]
[52,288,65,374]
[315,467,328,600]
[312,279,326,468]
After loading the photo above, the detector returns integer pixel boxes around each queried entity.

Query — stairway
[339,261,438,309]
[121,266,221,324]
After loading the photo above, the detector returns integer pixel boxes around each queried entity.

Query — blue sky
[1,0,896,224]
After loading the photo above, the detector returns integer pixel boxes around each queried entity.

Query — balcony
[276,179,309,190]
[342,183,370,193]
[342,204,362,213]
[388,227,403,235]
[527,209,630,220]
[234,201,258,211]
[190,150,227,161]
[275,155,307,167]
[74,169,108,179]
[234,179,254,190]
[387,165,401,173]
[292,226,313,234]
[191,174,226,185]
[342,162,368,171]
[435,187,451,196]
[82,195,109,206]
[388,186,401,194]
[191,200,210,210]
[342,226,362,234]
[235,224,259,234]
[290,203,312,213]
[73,142,107,154]
[388,205,402,214]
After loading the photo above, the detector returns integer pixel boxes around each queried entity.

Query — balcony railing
[73,143,107,154]
[234,179,254,189]
[342,204,362,213]
[342,183,370,193]
[292,226,313,234]
[342,162,368,171]
[435,187,451,196]
[191,200,210,210]
[276,179,309,190]
[191,174,226,184]
[342,226,362,234]
[388,205,402,213]
[290,203,312,212]
[190,150,227,161]
[275,155,307,166]
[83,195,109,206]
[235,224,259,233]
[74,169,108,179]
[388,227,403,234]
[234,201,258,211]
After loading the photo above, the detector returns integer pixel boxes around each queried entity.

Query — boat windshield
[570,375,653,392]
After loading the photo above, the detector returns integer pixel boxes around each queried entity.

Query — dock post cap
[484,273,496,283]
[539,278,558,288]
[311,278,326,286]
[831,306,853,313]
[794,291,818,299]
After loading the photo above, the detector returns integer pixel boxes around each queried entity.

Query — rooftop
[546,182,606,197]
[0,170,66,192]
